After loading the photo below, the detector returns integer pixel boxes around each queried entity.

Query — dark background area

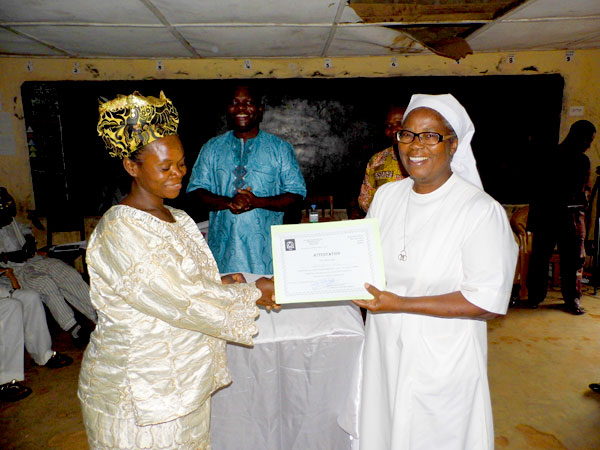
[21,74,564,221]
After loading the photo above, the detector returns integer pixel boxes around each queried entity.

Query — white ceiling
[0,0,598,59]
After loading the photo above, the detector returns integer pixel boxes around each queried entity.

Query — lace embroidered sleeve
[87,207,261,345]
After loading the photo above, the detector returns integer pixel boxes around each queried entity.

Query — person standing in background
[187,84,306,274]
[357,105,408,214]
[526,120,596,315]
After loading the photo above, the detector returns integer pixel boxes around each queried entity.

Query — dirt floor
[1,286,600,449]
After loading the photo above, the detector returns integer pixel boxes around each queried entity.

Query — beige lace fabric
[81,399,211,450]
[78,205,260,449]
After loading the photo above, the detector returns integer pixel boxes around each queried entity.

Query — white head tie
[404,93,483,189]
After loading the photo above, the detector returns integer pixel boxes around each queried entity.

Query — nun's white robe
[360,174,517,449]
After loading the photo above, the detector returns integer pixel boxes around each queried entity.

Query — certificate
[271,218,385,304]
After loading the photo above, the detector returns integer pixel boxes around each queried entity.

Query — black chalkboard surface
[21,75,563,219]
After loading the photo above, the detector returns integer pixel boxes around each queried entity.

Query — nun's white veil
[404,94,483,189]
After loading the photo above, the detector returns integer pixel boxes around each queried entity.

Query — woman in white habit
[354,93,518,449]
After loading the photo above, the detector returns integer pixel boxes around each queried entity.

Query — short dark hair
[228,83,265,108]
[569,120,596,138]
[561,119,596,152]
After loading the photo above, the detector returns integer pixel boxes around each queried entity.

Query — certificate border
[271,218,385,304]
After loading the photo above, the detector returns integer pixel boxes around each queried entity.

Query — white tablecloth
[211,274,365,450]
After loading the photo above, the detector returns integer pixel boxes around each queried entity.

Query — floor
[1,287,600,450]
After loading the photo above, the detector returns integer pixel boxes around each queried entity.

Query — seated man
[0,267,72,402]
[0,187,96,345]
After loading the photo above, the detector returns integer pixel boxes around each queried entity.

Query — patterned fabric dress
[79,205,261,450]
[187,130,306,274]
[358,146,407,213]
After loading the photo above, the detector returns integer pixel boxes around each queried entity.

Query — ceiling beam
[321,0,347,57]
[0,25,72,56]
[138,0,200,57]
[349,1,517,23]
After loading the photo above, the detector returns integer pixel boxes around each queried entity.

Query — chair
[45,210,87,276]
[304,195,334,219]
[506,204,532,300]
[46,211,85,248]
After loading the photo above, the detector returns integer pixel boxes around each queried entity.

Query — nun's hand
[352,283,401,313]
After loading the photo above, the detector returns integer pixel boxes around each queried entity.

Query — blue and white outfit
[187,130,306,274]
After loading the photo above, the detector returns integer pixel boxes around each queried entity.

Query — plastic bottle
[309,204,319,223]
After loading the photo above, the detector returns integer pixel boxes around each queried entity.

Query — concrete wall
[1,49,599,215]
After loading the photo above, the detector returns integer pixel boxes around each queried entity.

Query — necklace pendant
[398,249,407,261]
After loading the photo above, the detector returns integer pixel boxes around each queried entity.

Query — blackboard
[21,75,564,219]
[21,83,69,215]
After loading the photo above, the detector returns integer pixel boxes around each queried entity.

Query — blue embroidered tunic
[187,130,306,274]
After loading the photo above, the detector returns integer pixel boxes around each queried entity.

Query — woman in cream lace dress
[79,91,276,450]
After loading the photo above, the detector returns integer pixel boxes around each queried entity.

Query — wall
[1,49,599,217]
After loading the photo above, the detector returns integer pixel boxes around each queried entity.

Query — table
[210,274,364,450]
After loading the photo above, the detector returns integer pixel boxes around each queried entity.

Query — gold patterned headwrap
[97,91,179,159]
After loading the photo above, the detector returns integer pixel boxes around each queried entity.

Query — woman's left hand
[352,283,402,313]
[221,273,247,285]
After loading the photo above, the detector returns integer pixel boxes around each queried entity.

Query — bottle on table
[309,204,319,223]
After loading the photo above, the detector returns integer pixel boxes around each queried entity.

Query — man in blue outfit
[187,85,306,274]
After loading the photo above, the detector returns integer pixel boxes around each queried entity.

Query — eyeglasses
[396,130,456,145]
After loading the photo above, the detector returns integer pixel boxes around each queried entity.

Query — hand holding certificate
[271,218,386,304]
